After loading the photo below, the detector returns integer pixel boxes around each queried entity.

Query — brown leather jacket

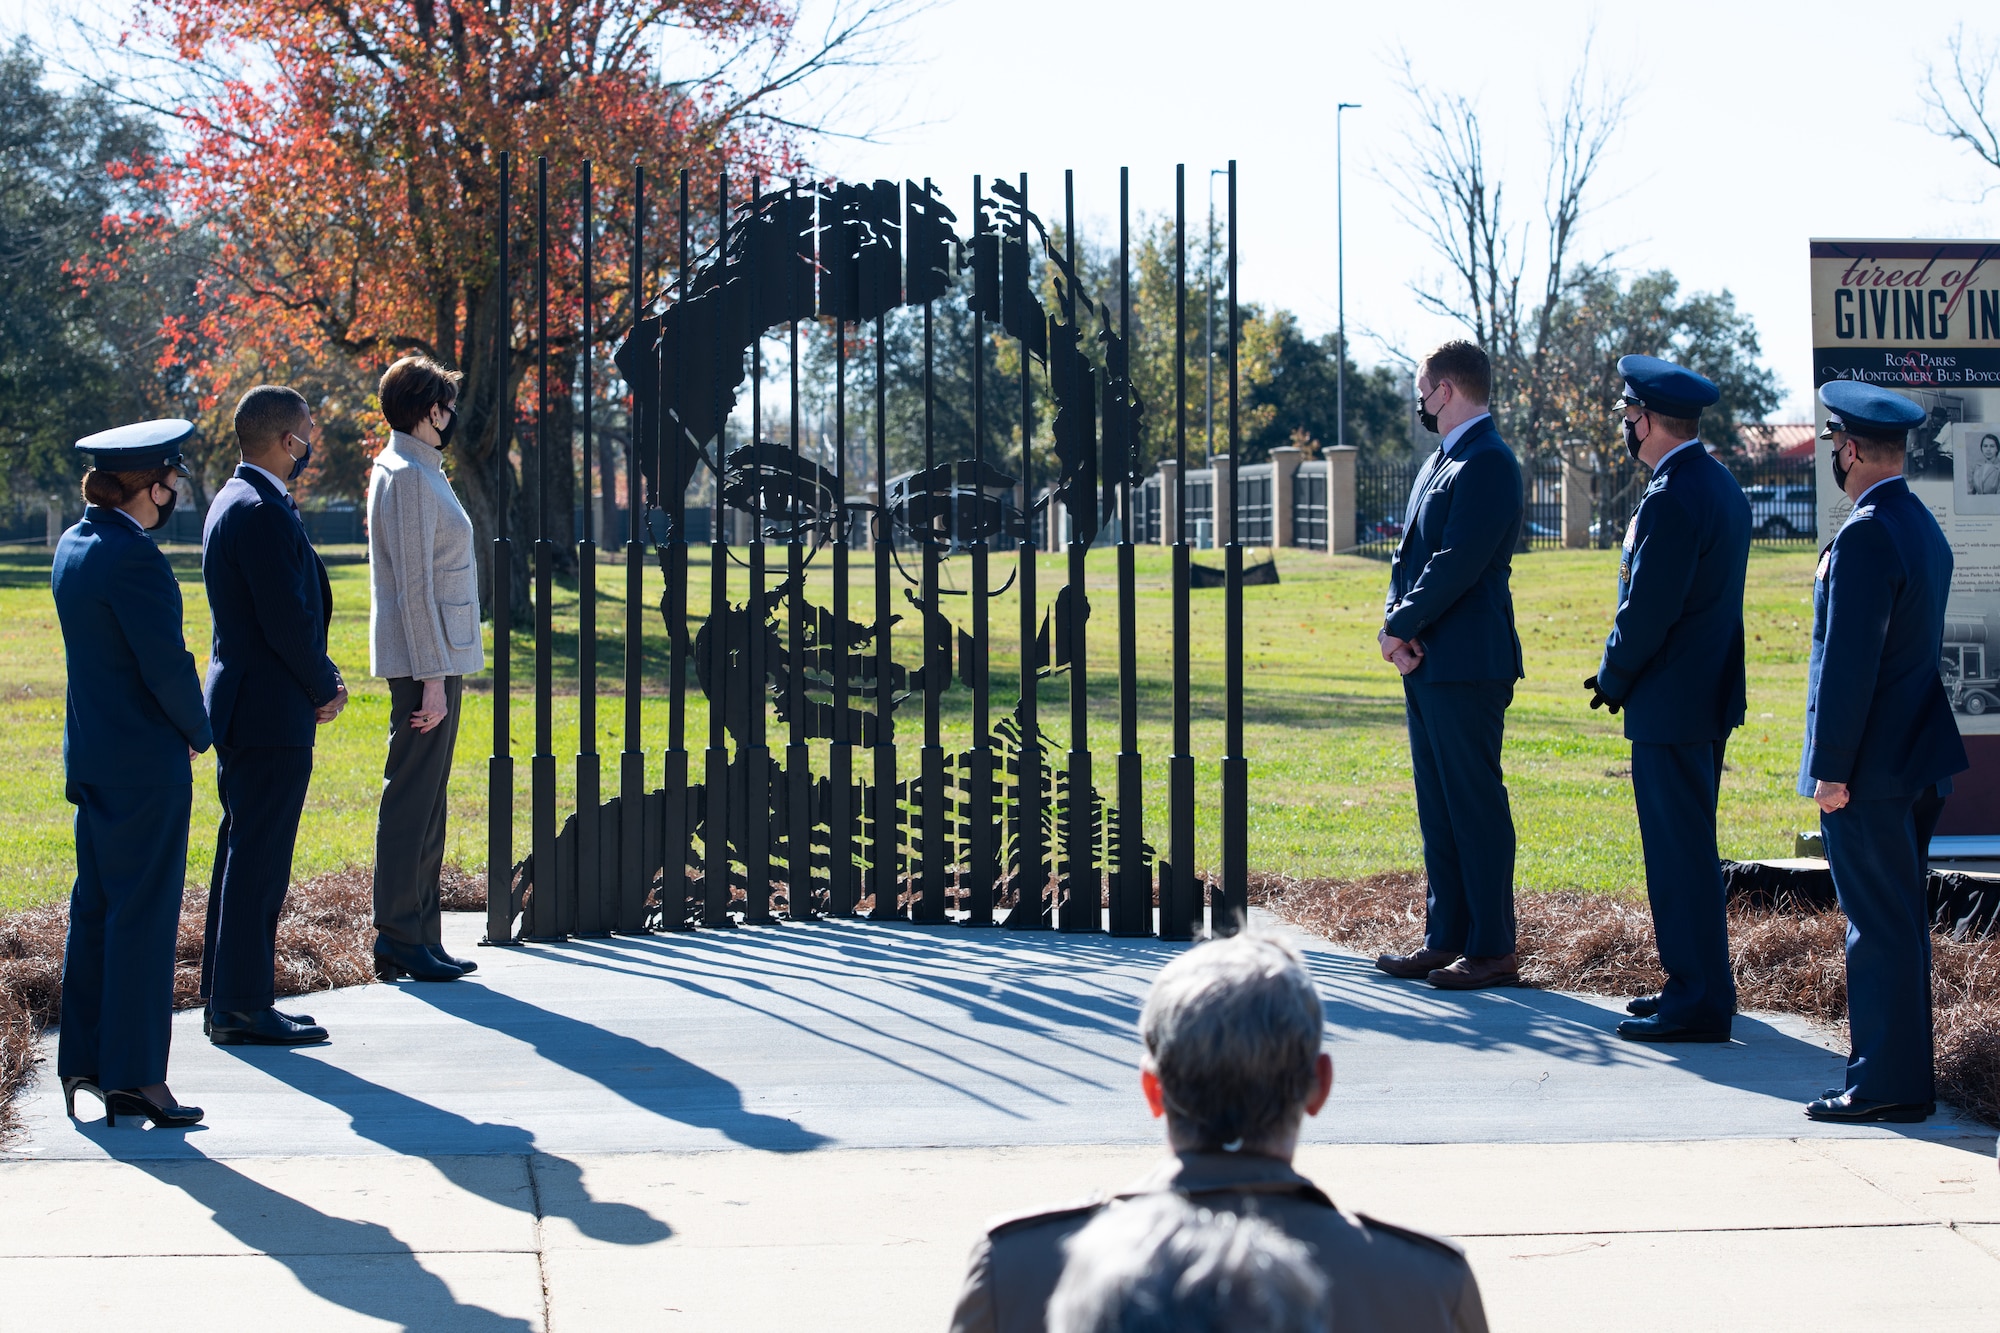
[948,1152,1487,1333]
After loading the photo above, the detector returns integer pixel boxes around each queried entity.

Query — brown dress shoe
[1376,947,1460,980]
[1427,954,1521,989]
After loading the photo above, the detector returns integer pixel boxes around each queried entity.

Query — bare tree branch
[1922,23,2000,200]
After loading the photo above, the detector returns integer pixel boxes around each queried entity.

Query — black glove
[1584,674,1622,715]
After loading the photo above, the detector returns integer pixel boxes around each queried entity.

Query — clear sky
[9,0,1999,419]
[806,0,2000,418]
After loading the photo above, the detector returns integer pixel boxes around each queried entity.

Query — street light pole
[1336,102,1360,456]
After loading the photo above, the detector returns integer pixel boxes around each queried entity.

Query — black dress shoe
[277,1008,316,1025]
[209,1007,329,1046]
[104,1088,203,1128]
[1616,1015,1732,1043]
[1805,1092,1932,1123]
[1626,994,1660,1017]
[426,944,477,975]
[374,935,463,982]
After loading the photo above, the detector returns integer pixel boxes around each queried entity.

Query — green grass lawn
[0,540,1820,913]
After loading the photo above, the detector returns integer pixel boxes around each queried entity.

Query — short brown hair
[1842,427,1907,464]
[379,356,463,433]
[82,466,174,509]
[1420,339,1491,405]
[234,384,311,450]
[1652,412,1701,439]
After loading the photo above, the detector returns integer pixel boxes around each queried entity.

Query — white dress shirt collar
[1439,411,1491,457]
[243,460,291,497]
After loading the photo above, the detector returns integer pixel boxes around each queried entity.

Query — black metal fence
[1351,454,1819,558]
[485,158,1257,951]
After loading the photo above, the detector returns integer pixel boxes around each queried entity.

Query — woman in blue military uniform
[51,420,214,1129]
[1798,381,1967,1124]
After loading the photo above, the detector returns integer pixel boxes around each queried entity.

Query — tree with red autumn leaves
[118,0,909,608]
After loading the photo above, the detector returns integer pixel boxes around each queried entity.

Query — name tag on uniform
[1623,515,1640,550]
[1815,550,1831,582]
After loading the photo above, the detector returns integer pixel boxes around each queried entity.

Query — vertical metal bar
[1060,168,1097,934]
[658,168,693,932]
[1165,163,1197,941]
[828,269,855,917]
[486,150,518,947]
[1220,159,1247,933]
[1007,171,1046,930]
[530,154,562,941]
[963,173,996,928]
[1114,165,1148,937]
[620,167,650,932]
[576,158,604,936]
[918,178,945,923]
[786,179,816,922]
[744,178,774,925]
[868,295,901,922]
[704,169,736,928]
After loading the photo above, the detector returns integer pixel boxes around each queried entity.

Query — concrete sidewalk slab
[5,1140,1994,1332]
[9,911,1987,1158]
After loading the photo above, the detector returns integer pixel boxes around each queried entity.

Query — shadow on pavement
[133,1150,535,1332]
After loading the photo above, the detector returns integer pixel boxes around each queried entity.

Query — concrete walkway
[5,912,1996,1330]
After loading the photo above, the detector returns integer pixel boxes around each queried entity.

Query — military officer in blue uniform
[1799,381,1967,1123]
[1588,355,1751,1043]
[51,420,212,1129]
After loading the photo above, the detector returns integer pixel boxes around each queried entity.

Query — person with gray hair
[1046,1194,1329,1333]
[949,932,1486,1333]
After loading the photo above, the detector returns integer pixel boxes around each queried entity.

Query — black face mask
[1830,442,1852,491]
[286,432,313,481]
[1622,413,1647,462]
[436,407,458,450]
[1416,386,1442,435]
[147,484,178,531]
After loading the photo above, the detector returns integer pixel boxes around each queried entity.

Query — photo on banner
[1809,240,2000,833]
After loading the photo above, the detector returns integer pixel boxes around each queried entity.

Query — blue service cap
[1817,380,1926,439]
[75,419,195,474]
[1617,355,1720,420]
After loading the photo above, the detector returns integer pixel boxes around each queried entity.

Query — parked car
[1361,513,1403,542]
[1742,484,1817,540]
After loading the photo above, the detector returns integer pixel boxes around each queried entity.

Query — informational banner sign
[1810,239,2000,837]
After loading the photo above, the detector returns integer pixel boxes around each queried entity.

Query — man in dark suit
[1374,341,1526,991]
[1587,355,1750,1043]
[1799,381,1967,1123]
[200,384,346,1046]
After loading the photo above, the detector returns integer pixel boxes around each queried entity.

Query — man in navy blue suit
[1798,381,1967,1123]
[1374,341,1526,991]
[1588,355,1750,1043]
[200,385,346,1046]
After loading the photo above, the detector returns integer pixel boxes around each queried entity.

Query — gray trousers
[372,675,462,947]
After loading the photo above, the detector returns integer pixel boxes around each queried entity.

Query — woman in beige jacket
[366,356,485,982]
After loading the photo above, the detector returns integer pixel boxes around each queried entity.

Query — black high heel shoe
[104,1089,203,1129]
[62,1076,103,1118]
[374,935,463,982]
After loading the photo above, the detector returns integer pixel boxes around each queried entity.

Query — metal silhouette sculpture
[486,160,1250,945]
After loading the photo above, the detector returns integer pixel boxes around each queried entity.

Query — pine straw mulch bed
[0,865,483,1144]
[1252,871,2000,1129]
